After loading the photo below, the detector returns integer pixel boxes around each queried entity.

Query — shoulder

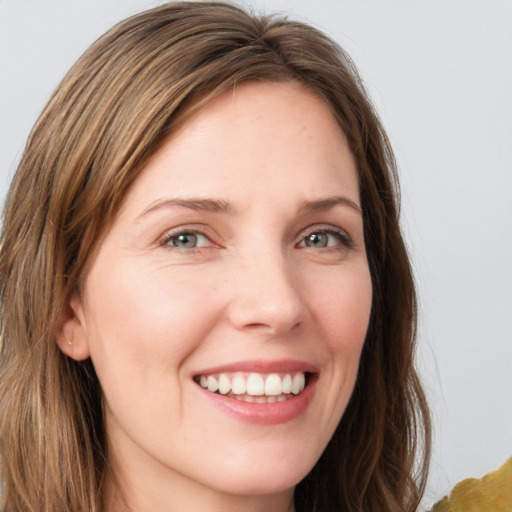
[431,457,512,512]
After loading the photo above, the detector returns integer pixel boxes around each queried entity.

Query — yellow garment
[432,458,512,512]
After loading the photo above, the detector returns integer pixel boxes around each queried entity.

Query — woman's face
[66,81,372,508]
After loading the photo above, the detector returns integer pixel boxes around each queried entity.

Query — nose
[226,248,309,336]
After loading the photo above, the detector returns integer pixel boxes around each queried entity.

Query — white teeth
[282,374,292,394]
[207,375,218,392]
[231,373,247,394]
[247,373,265,396]
[197,371,308,399]
[218,374,230,395]
[264,373,282,396]
[291,373,305,395]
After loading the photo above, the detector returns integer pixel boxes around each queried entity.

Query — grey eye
[162,230,212,251]
[167,232,212,249]
[299,228,350,250]
[304,232,329,248]
[170,233,198,248]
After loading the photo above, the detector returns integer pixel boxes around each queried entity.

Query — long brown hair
[0,2,430,511]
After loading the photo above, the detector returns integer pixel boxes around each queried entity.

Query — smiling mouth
[194,371,311,404]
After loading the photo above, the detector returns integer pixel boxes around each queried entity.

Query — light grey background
[1,0,511,507]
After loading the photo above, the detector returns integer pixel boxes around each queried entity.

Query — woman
[0,2,430,512]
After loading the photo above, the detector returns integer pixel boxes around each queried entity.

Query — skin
[59,81,373,512]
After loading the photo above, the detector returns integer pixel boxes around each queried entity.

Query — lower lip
[196,378,316,425]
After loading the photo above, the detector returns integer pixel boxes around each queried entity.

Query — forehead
[118,80,359,218]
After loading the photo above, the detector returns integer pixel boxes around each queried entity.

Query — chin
[208,447,317,497]
[220,471,304,497]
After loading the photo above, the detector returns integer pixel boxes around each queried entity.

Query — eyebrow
[136,194,361,221]
[299,196,362,215]
[137,198,238,220]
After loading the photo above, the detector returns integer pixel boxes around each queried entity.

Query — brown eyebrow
[137,197,239,220]
[137,195,361,221]
[299,196,362,215]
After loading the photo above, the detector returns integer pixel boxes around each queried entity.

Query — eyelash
[159,227,214,253]
[298,225,352,251]
[159,225,352,252]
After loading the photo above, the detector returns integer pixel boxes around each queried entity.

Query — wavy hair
[0,2,430,511]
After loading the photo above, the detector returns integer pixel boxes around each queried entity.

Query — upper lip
[193,359,319,377]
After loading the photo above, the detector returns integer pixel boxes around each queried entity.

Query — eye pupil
[172,233,198,248]
[305,233,328,248]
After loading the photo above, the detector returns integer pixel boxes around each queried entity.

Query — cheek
[303,266,372,443]
[314,266,372,401]
[83,262,220,388]
[314,267,373,354]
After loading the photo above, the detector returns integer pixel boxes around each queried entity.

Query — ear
[55,294,91,361]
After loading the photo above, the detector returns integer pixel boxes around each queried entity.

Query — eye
[161,230,212,250]
[298,227,351,250]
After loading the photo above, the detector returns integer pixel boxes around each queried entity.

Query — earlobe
[55,295,91,361]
